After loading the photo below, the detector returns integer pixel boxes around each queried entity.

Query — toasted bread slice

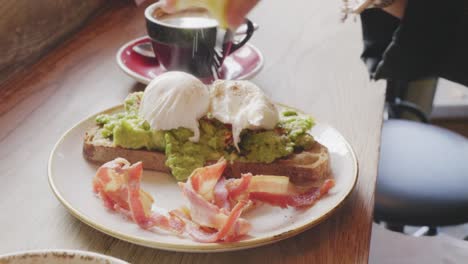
[83,126,331,183]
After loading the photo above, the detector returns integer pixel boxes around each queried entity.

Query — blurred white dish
[0,250,128,264]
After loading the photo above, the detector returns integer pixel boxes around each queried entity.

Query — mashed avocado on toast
[95,92,315,181]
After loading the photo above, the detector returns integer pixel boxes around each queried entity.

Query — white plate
[0,250,128,264]
[48,105,358,252]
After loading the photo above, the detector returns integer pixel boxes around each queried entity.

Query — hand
[225,0,259,28]
[162,0,259,29]
[348,0,407,19]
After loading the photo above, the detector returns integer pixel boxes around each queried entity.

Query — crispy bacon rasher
[181,160,252,241]
[92,158,335,243]
[93,158,184,234]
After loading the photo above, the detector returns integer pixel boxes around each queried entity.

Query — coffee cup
[145,2,254,78]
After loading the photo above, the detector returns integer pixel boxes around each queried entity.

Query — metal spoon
[132,22,259,58]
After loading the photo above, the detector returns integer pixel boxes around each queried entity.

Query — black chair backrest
[385,80,429,123]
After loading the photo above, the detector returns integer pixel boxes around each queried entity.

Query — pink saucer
[116,36,264,84]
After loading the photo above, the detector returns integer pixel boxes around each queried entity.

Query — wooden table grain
[0,1,385,263]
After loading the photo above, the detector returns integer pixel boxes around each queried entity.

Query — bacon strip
[289,180,335,207]
[126,162,152,228]
[94,158,335,243]
[189,159,227,202]
[100,191,118,210]
[249,179,335,208]
[227,173,252,199]
[247,175,290,194]
[182,184,250,242]
[93,158,131,211]
[214,177,230,211]
[215,200,248,241]
[170,209,219,243]
[126,161,185,233]
[182,184,222,228]
[178,195,249,243]
[94,159,185,234]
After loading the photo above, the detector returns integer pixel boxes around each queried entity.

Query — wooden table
[0,1,385,263]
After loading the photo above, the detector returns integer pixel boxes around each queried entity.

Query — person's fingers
[226,0,259,28]
[160,0,260,29]
[161,0,178,13]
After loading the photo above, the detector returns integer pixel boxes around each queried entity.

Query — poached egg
[138,71,209,142]
[209,80,279,151]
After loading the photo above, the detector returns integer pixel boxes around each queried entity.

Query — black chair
[374,80,468,234]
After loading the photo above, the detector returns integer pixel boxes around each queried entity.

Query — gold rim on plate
[48,104,358,252]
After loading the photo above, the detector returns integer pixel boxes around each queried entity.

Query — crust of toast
[83,126,331,183]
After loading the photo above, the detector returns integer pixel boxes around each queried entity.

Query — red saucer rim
[116,36,264,84]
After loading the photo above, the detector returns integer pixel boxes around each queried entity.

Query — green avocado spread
[95,92,315,181]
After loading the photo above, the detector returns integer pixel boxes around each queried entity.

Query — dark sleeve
[360,0,468,86]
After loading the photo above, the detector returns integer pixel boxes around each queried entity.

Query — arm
[360,0,468,86]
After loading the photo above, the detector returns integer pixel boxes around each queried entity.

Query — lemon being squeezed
[162,0,258,29]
